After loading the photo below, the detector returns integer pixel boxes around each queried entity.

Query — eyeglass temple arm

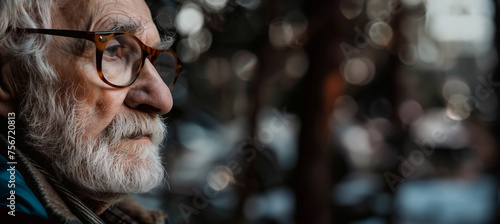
[20,28,95,41]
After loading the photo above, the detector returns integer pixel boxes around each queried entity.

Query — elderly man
[0,0,179,223]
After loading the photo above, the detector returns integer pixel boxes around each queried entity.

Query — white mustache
[101,113,167,147]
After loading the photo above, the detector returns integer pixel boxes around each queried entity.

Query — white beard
[20,83,166,198]
[61,112,167,194]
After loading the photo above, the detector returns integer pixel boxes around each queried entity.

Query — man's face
[21,0,173,196]
[51,0,173,143]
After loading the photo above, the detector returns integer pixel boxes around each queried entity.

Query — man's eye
[104,45,125,58]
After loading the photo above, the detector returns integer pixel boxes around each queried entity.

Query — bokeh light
[446,94,471,121]
[232,50,258,81]
[285,50,309,79]
[203,0,228,12]
[341,57,375,86]
[178,38,201,63]
[333,95,358,124]
[401,0,423,8]
[368,21,393,47]
[175,3,204,36]
[236,0,261,10]
[268,18,291,48]
[268,12,308,49]
[341,125,373,168]
[207,165,234,191]
[442,78,471,102]
[398,99,424,125]
[188,28,212,53]
[398,44,418,65]
[340,0,365,20]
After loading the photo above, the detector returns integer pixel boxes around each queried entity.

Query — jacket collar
[18,149,105,224]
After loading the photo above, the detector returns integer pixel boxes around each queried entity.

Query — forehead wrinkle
[55,0,92,30]
[90,2,147,33]
[51,0,93,56]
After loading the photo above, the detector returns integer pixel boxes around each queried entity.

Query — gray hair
[0,0,57,80]
[0,0,74,149]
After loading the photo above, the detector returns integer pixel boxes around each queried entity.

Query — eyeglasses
[19,28,182,89]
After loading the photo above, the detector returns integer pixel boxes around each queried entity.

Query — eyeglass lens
[155,52,178,89]
[101,35,177,88]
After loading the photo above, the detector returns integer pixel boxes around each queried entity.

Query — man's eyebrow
[109,19,142,34]
[106,18,175,49]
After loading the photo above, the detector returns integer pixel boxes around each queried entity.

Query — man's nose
[124,60,173,114]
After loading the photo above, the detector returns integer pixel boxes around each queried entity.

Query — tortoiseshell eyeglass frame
[19,28,182,89]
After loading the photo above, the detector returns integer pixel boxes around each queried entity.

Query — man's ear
[0,62,17,117]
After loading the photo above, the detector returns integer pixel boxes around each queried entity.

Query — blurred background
[137,0,500,223]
